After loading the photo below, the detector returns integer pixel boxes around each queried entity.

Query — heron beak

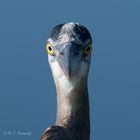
[57,43,82,79]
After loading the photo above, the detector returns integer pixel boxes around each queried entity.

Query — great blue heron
[40,22,92,140]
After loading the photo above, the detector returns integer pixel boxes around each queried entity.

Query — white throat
[49,59,89,95]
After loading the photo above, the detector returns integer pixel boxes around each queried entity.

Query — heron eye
[46,43,55,56]
[84,44,92,56]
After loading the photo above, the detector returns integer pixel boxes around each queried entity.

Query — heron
[40,22,92,140]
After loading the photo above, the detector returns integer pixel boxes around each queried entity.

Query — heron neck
[55,77,90,139]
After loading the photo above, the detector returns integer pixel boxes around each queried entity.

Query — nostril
[74,52,78,56]
[60,52,64,56]
[73,50,79,56]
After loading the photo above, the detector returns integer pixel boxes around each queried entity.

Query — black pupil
[48,46,52,51]
[86,47,90,52]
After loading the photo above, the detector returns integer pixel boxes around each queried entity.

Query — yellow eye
[46,43,55,55]
[84,44,92,56]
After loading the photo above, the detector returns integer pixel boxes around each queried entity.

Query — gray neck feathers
[55,77,90,140]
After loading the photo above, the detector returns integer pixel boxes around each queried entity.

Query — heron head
[46,22,92,84]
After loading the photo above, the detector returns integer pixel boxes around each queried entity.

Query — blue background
[0,0,140,140]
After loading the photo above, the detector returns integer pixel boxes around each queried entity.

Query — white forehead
[48,23,82,46]
[61,22,79,31]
